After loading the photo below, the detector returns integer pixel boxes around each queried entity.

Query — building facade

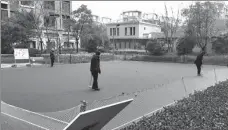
[1,0,10,20]
[1,1,79,51]
[92,14,112,24]
[106,10,163,50]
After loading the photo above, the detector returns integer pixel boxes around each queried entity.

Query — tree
[72,4,93,53]
[212,36,228,54]
[86,35,101,53]
[92,23,110,49]
[146,40,164,55]
[181,1,224,52]
[1,10,35,53]
[176,35,197,56]
[160,2,181,52]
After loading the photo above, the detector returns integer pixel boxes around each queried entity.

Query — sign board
[14,48,29,60]
[64,99,133,130]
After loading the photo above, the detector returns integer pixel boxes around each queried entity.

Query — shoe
[93,88,100,91]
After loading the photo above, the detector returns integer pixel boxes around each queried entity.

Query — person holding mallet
[194,51,206,76]
[89,51,101,91]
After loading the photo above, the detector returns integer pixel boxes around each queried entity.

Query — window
[44,16,56,27]
[113,28,116,36]
[130,27,132,35]
[110,28,112,36]
[1,3,8,9]
[64,42,73,48]
[20,1,34,6]
[62,1,70,14]
[117,28,119,36]
[133,27,135,35]
[125,27,127,35]
[44,1,55,10]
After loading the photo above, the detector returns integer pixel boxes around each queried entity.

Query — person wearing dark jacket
[194,51,206,76]
[90,51,101,91]
[50,49,55,67]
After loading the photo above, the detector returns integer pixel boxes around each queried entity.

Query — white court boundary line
[1,112,49,130]
[111,102,176,130]
[1,101,69,125]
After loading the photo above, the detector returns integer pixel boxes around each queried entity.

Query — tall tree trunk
[76,37,79,53]
[68,28,70,49]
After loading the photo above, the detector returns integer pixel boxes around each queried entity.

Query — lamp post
[113,24,120,49]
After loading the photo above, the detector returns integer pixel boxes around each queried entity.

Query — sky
[72,1,228,21]
[72,1,194,20]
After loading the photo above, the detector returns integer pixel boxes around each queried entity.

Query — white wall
[106,22,161,39]
[138,23,161,38]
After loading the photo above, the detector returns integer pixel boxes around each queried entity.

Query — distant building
[92,14,112,24]
[219,4,228,19]
[106,10,163,49]
[1,0,10,20]
[1,1,79,50]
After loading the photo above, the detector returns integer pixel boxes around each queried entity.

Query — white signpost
[64,99,133,130]
[13,48,31,66]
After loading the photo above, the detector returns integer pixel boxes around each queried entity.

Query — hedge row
[130,54,228,66]
[113,50,147,55]
[121,80,228,130]
[41,53,120,64]
[1,54,45,64]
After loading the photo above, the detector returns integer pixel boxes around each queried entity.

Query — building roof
[122,10,142,13]
[106,20,161,27]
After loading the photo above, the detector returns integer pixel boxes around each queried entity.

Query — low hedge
[130,54,228,66]
[1,54,30,64]
[1,54,45,64]
[113,50,147,55]
[41,53,119,64]
[121,80,228,130]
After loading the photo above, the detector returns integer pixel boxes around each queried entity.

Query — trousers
[196,64,201,75]
[51,58,54,67]
[91,71,99,89]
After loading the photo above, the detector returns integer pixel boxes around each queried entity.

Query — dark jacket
[50,51,55,60]
[194,53,204,65]
[90,55,100,72]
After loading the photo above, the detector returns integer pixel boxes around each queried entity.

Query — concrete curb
[1,63,43,69]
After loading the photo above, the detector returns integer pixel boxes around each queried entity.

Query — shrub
[97,47,111,53]
[121,80,228,130]
[146,40,164,55]
[28,48,41,57]
[41,53,116,64]
[212,36,228,54]
[85,36,101,53]
[176,36,196,56]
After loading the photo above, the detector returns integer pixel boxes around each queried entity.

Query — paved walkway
[104,68,228,130]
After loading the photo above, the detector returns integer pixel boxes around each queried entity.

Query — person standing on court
[50,49,55,67]
[90,51,101,91]
[194,51,206,76]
